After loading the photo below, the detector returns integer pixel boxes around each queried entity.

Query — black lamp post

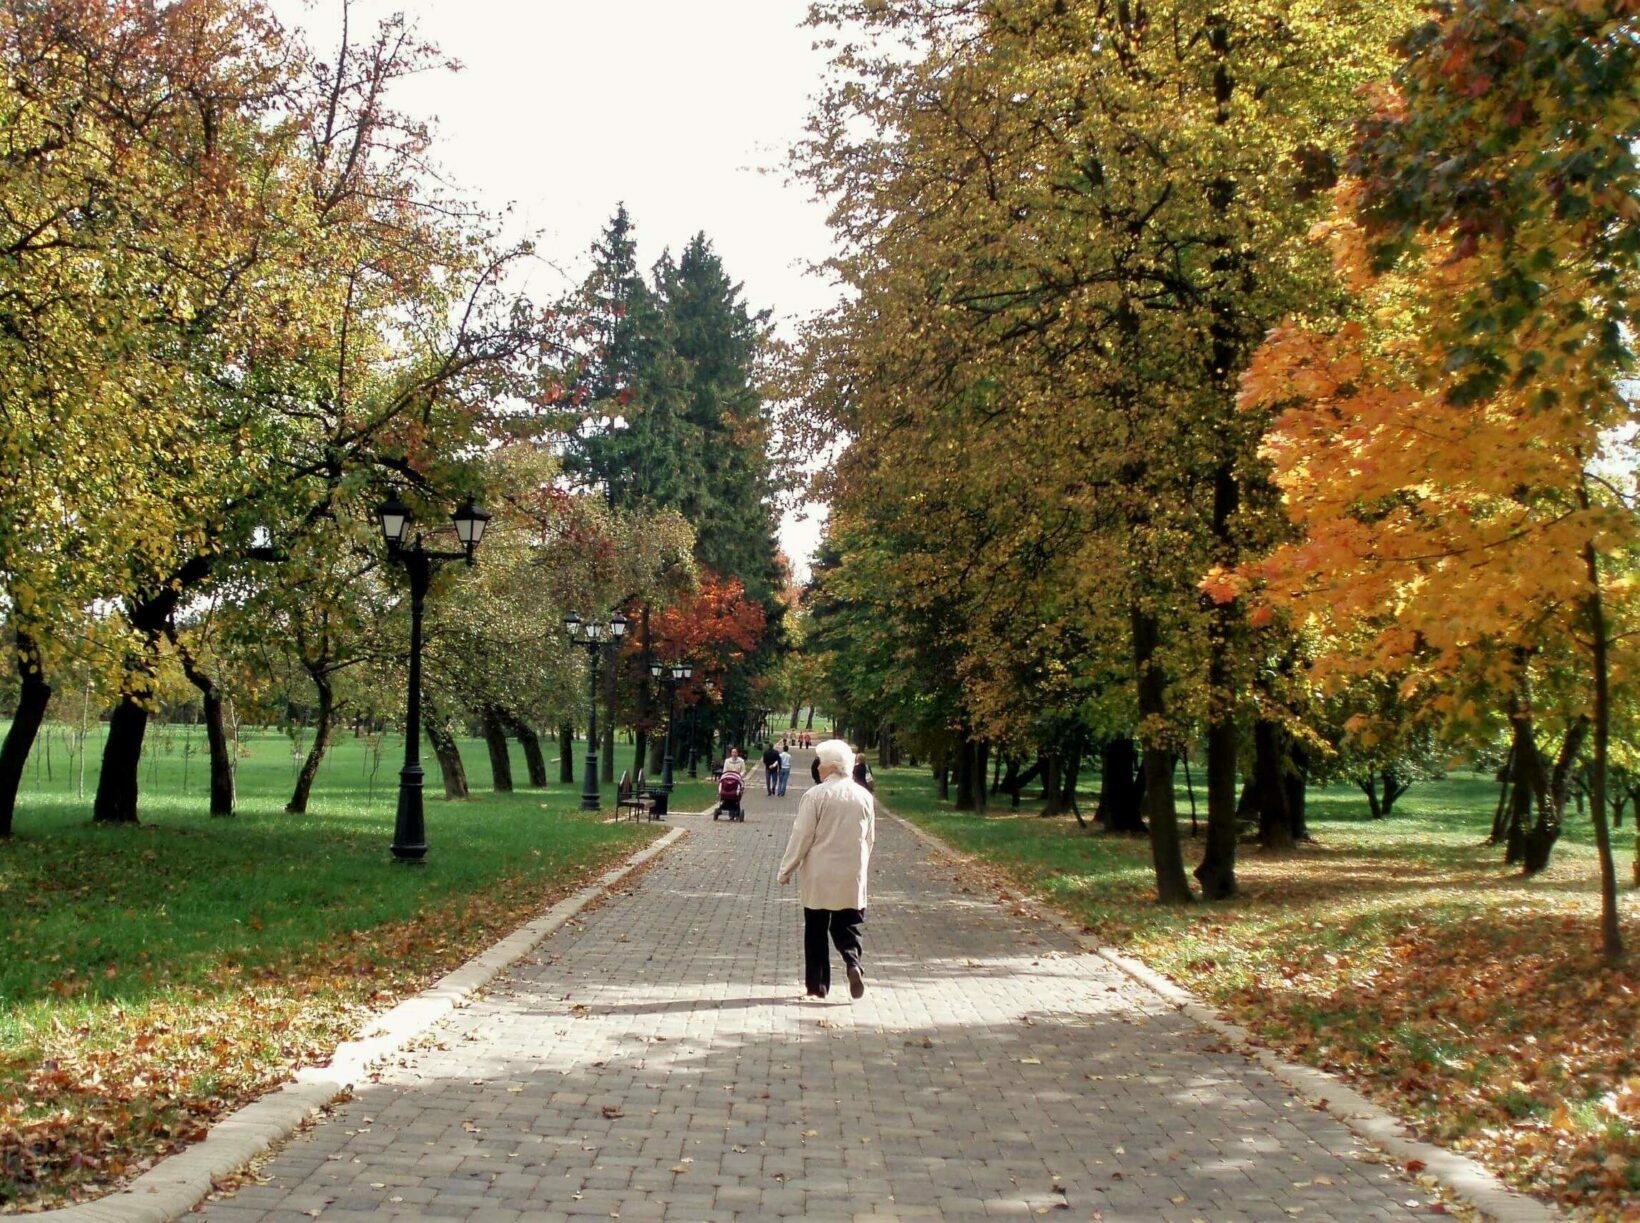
[378,494,490,864]
[566,611,628,811]
[649,661,692,794]
[686,678,714,779]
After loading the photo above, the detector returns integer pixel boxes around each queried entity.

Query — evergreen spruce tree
[656,234,783,610]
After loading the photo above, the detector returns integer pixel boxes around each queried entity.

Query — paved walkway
[199,755,1437,1221]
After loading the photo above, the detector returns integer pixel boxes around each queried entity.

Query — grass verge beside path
[878,766,1638,1220]
[1,731,659,1211]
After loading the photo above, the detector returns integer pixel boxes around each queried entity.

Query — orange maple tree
[1228,0,1638,963]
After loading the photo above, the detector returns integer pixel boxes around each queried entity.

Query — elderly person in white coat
[777,738,876,1000]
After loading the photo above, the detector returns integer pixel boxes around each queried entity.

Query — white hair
[815,738,855,778]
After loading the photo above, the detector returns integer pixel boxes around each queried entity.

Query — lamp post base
[391,763,428,864]
[580,750,602,812]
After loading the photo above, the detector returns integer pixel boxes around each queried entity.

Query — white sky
[269,0,838,579]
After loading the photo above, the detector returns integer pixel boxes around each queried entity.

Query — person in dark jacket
[762,744,781,795]
[852,747,875,793]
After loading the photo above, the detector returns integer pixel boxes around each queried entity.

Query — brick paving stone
[198,751,1446,1221]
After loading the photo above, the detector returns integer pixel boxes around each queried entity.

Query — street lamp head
[562,611,583,642]
[672,663,690,681]
[377,493,412,548]
[650,661,664,680]
[610,611,629,639]
[585,620,605,643]
[451,498,490,562]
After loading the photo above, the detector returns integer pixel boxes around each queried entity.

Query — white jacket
[777,775,876,910]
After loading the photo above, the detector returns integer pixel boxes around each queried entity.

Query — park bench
[616,769,667,821]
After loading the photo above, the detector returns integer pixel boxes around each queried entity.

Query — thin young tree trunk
[1359,777,1382,819]
[481,706,514,792]
[559,722,576,784]
[286,671,336,814]
[1131,604,1191,903]
[0,628,51,836]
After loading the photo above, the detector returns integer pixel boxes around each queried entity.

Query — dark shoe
[847,965,865,999]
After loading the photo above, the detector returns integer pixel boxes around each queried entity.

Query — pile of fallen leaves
[0,851,635,1211]
[1208,906,1638,1218]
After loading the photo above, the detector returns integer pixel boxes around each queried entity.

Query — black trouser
[803,907,864,996]
[766,764,778,794]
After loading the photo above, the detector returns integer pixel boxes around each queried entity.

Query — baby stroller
[713,770,745,821]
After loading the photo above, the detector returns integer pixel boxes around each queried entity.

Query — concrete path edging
[42,825,688,1223]
[883,806,1560,1223]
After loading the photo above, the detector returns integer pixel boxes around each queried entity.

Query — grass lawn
[878,765,1639,1219]
[0,724,662,1210]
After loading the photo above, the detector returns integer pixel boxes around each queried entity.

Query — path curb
[42,825,688,1223]
[884,806,1560,1223]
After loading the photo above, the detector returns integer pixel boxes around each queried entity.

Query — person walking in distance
[777,739,875,1000]
[777,743,793,797]
[762,743,781,796]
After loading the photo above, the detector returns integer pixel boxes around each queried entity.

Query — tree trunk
[1524,715,1589,875]
[973,740,990,813]
[601,647,616,783]
[559,723,576,783]
[1012,756,1047,810]
[1505,666,1542,866]
[1359,776,1383,819]
[999,756,1021,804]
[0,629,51,837]
[1286,740,1310,841]
[1580,537,1622,962]
[1097,737,1145,832]
[1488,748,1514,843]
[167,627,236,817]
[504,713,547,787]
[1041,753,1062,814]
[1131,605,1192,903]
[805,706,815,730]
[481,707,514,792]
[953,733,980,811]
[1196,717,1239,898]
[286,671,336,814]
[94,690,150,824]
[1381,770,1410,817]
[1253,719,1294,852]
[937,764,949,801]
[423,694,469,799]
[1058,738,1083,815]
